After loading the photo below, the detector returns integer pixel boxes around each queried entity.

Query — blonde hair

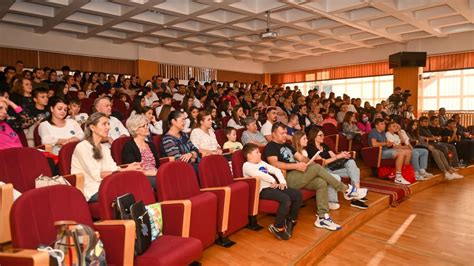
[292,131,306,154]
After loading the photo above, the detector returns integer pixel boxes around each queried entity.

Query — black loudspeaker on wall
[389,52,427,69]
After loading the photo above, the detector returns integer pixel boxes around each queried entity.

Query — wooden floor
[320,172,474,266]
[199,166,474,266]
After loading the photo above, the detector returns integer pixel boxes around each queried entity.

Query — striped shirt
[160,132,199,160]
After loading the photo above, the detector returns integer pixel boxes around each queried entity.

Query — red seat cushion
[11,186,93,249]
[135,235,202,266]
[89,202,101,220]
[300,189,316,201]
[0,147,52,192]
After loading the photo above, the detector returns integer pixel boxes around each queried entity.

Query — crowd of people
[0,60,473,241]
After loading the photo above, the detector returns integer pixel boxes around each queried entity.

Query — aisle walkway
[319,174,474,265]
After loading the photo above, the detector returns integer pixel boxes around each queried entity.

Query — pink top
[0,106,24,150]
[356,121,372,134]
[140,147,157,172]
[320,117,337,127]
[0,121,22,150]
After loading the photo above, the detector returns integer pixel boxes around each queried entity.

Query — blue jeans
[327,159,361,203]
[411,148,429,172]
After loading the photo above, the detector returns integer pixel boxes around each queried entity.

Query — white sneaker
[415,172,425,181]
[328,202,340,210]
[451,172,464,179]
[422,171,434,178]
[445,172,455,180]
[314,214,341,231]
[394,176,410,185]
[343,184,367,200]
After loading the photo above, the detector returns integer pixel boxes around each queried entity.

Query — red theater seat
[156,161,218,248]
[98,171,203,265]
[10,185,135,266]
[198,155,250,244]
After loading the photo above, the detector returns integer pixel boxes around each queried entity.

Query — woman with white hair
[71,112,142,202]
[122,114,160,188]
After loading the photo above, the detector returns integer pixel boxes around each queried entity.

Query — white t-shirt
[149,120,163,135]
[144,92,159,107]
[260,120,272,137]
[173,93,185,102]
[38,119,85,155]
[71,141,119,201]
[109,116,130,141]
[385,132,402,145]
[243,161,286,192]
[190,128,220,151]
[227,118,244,130]
[67,113,89,125]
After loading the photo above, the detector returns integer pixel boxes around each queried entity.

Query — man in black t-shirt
[419,116,462,167]
[263,122,366,231]
[24,87,50,146]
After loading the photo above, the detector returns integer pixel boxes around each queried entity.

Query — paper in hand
[307,151,321,166]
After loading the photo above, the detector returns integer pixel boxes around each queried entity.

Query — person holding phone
[307,127,368,210]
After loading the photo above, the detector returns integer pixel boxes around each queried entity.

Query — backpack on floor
[401,165,416,184]
[53,221,107,266]
[377,166,396,180]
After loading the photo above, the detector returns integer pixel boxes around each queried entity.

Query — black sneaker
[285,219,297,238]
[268,224,290,240]
[350,200,368,209]
[359,196,368,203]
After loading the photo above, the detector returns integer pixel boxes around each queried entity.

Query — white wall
[0,23,264,73]
[1,23,472,75]
[264,31,474,74]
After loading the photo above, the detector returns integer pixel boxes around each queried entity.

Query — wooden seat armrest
[200,187,231,233]
[0,249,50,266]
[94,220,135,266]
[159,156,175,165]
[0,183,13,244]
[63,173,84,193]
[160,200,191,237]
[234,177,260,216]
[35,144,53,153]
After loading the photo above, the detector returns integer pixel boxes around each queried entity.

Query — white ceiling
[1,0,473,63]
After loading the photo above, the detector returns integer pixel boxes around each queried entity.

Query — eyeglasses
[317,133,324,137]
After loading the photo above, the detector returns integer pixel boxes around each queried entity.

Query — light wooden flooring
[319,172,474,266]
[200,190,389,265]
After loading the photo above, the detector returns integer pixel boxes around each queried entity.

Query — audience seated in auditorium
[241,117,268,147]
[227,104,246,130]
[190,110,222,156]
[93,97,129,144]
[264,122,366,231]
[123,114,160,188]
[223,127,243,151]
[38,97,84,154]
[71,112,141,202]
[386,122,433,180]
[160,110,199,164]
[242,143,302,240]
[418,116,462,168]
[67,98,88,125]
[306,128,369,210]
[368,118,412,185]
[261,107,278,141]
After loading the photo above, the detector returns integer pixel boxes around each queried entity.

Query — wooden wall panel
[217,70,263,83]
[0,47,38,68]
[136,60,159,82]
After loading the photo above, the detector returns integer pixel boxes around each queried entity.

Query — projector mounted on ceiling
[260,10,278,39]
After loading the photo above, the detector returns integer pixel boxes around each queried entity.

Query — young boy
[223,127,243,151]
[67,99,89,125]
[242,143,302,240]
[25,88,50,147]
